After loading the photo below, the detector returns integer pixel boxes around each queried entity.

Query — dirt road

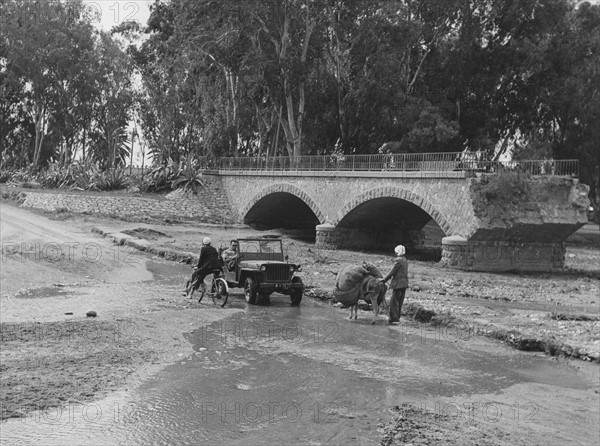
[1,202,241,424]
[1,202,599,445]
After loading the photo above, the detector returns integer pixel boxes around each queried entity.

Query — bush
[8,167,38,183]
[0,170,12,183]
[140,157,205,193]
[477,170,531,203]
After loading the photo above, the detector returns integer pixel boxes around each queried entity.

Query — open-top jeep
[222,235,304,306]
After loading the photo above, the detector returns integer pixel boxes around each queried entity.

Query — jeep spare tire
[244,277,258,304]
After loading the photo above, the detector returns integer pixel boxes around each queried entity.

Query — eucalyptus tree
[1,0,97,167]
[134,0,210,163]
[90,31,135,168]
[133,0,597,209]
[0,23,29,166]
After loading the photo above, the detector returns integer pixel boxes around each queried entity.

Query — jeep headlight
[289,265,295,272]
[260,265,267,271]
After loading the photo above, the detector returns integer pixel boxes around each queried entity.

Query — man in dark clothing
[380,245,409,325]
[185,237,222,299]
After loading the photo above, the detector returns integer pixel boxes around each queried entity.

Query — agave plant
[91,167,130,191]
[68,162,100,190]
[141,159,179,193]
[172,159,204,192]
[37,163,72,188]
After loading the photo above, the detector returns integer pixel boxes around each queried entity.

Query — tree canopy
[1,0,598,205]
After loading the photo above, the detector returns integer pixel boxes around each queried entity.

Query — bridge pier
[440,236,566,272]
[317,224,569,272]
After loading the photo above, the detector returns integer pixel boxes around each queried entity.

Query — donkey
[334,263,388,323]
[353,276,388,324]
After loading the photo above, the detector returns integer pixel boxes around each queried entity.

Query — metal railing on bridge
[199,153,579,177]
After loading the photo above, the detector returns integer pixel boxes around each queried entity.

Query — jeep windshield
[238,239,284,261]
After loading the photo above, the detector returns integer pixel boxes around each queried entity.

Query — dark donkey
[334,263,388,324]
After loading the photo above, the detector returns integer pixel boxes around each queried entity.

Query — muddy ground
[89,212,600,362]
[1,195,599,445]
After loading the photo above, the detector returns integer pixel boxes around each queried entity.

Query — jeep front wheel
[259,291,271,306]
[290,277,303,306]
[291,290,303,306]
[244,277,258,304]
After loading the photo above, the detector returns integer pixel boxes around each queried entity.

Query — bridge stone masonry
[209,154,589,273]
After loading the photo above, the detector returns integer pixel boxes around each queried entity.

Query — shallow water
[2,295,593,446]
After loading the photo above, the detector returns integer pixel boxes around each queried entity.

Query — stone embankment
[1,175,236,224]
[91,226,199,265]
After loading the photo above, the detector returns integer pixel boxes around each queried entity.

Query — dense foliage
[0,0,598,207]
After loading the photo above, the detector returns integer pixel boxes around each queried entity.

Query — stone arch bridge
[209,168,589,273]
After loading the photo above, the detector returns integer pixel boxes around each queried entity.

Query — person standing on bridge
[380,245,409,325]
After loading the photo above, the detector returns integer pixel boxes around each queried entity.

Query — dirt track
[1,202,242,420]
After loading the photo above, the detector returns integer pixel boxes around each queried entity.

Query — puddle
[15,286,70,299]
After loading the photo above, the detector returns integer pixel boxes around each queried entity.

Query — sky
[85,0,152,31]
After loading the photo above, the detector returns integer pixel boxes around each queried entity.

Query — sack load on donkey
[333,263,387,322]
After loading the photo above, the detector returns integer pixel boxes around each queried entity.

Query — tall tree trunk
[294,11,315,159]
[327,3,347,144]
[223,68,240,156]
[32,103,47,167]
[280,7,315,161]
[274,104,283,155]
[82,127,87,163]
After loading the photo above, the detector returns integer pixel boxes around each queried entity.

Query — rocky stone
[86,310,97,317]
[587,351,600,360]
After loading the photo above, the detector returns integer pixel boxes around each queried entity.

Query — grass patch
[476,170,531,204]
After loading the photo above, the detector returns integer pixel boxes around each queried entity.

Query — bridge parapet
[201,153,579,177]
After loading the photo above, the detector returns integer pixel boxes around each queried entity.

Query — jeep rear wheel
[244,277,258,304]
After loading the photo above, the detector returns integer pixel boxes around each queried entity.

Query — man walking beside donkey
[380,245,409,325]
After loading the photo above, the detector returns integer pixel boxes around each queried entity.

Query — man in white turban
[380,245,409,325]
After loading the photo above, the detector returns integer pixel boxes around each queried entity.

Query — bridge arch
[240,183,326,230]
[333,187,453,236]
